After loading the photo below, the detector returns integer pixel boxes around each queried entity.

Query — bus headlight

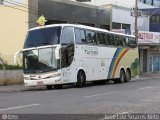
[49,73,61,78]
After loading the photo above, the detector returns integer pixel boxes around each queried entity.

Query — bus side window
[125,37,130,47]
[86,30,96,45]
[129,37,137,48]
[75,28,86,44]
[97,32,107,45]
[115,35,123,47]
[61,27,74,68]
[107,34,115,46]
[61,27,74,45]
[122,37,126,47]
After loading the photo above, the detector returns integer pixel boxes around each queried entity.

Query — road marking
[140,99,160,102]
[138,86,157,90]
[84,92,116,98]
[0,104,40,112]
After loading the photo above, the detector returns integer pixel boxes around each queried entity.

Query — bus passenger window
[86,30,96,45]
[129,37,137,48]
[97,32,107,45]
[107,34,115,46]
[115,36,123,47]
[123,37,129,47]
[75,28,86,44]
[122,37,126,47]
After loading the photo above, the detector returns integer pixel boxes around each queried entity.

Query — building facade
[0,1,28,64]
[139,8,160,73]
[29,0,111,30]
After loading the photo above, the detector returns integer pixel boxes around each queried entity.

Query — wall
[71,0,135,8]
[72,0,158,8]
[105,5,150,33]
[0,70,23,85]
[0,6,28,64]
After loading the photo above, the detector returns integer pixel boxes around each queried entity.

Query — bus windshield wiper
[25,44,36,47]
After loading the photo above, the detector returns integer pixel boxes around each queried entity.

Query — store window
[122,24,130,29]
[153,0,160,7]
[139,0,146,3]
[150,16,156,24]
[146,0,153,5]
[112,22,121,29]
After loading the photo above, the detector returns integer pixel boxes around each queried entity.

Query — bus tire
[114,69,126,83]
[54,85,63,89]
[76,70,86,88]
[46,85,52,90]
[125,69,131,82]
[120,69,126,83]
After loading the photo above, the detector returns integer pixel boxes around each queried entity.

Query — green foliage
[0,64,3,70]
[0,64,22,70]
[131,58,140,76]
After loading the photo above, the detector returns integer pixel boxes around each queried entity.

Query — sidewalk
[0,72,160,92]
[139,71,160,79]
[0,84,25,93]
[0,84,45,93]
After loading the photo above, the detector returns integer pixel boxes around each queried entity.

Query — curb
[132,77,160,81]
[0,85,46,93]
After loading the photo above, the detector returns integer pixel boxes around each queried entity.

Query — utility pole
[135,0,138,43]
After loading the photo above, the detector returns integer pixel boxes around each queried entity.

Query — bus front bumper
[24,76,62,87]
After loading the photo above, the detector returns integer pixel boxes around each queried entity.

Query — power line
[4,0,59,19]
[1,0,65,24]
[7,0,38,11]
[2,4,32,14]
[7,0,30,7]
[4,0,38,13]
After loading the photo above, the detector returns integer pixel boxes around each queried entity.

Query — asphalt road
[0,78,160,119]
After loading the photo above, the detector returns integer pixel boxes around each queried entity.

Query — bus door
[61,27,75,83]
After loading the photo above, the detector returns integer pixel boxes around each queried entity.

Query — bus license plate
[37,81,43,85]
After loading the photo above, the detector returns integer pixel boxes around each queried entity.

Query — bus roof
[29,24,135,37]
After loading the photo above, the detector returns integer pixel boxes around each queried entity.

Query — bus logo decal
[108,48,129,79]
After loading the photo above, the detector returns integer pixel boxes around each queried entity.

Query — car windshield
[23,47,60,74]
[24,26,61,48]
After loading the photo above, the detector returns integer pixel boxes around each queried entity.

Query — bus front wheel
[76,70,86,88]
[114,69,126,83]
[46,85,53,90]
[54,85,63,89]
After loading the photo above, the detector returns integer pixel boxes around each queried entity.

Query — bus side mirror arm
[14,50,22,65]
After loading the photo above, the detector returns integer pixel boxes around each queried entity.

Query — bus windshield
[23,47,60,74]
[24,27,61,48]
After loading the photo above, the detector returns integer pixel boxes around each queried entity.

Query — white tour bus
[21,24,139,89]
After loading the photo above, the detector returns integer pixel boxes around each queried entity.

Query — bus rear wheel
[120,69,126,83]
[76,70,86,88]
[125,69,131,82]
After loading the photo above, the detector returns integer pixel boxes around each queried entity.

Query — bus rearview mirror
[55,46,60,59]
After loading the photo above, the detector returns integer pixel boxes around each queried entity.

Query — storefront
[138,31,160,73]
